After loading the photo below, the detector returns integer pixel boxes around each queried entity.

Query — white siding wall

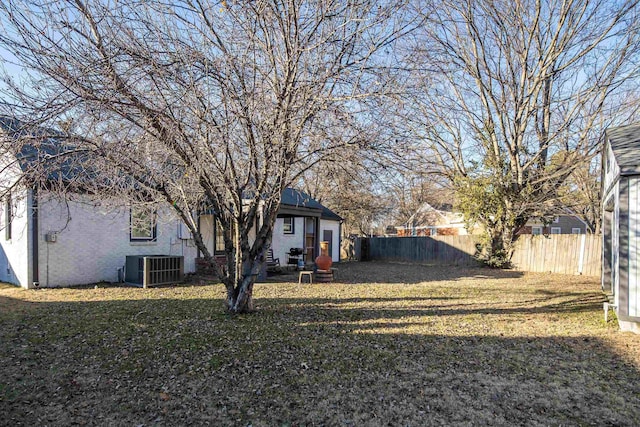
[613,181,621,311]
[603,141,620,195]
[271,217,304,265]
[319,219,340,262]
[0,188,32,287]
[630,178,640,317]
[37,193,197,287]
[0,151,33,288]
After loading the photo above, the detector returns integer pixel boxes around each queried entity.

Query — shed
[602,123,640,333]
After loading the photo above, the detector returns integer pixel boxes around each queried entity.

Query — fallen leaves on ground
[1,262,639,426]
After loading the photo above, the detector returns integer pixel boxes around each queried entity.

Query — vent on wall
[125,255,184,288]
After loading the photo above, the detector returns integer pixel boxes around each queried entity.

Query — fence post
[578,233,586,275]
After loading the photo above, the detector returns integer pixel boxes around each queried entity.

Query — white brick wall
[0,188,32,287]
[0,185,344,288]
[37,192,197,287]
[271,217,305,265]
[319,219,341,262]
[271,216,341,264]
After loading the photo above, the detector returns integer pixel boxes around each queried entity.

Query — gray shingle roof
[280,188,342,221]
[1,116,344,220]
[605,123,640,175]
[0,115,89,182]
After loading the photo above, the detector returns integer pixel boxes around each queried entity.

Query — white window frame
[571,228,582,234]
[550,227,561,235]
[130,207,156,241]
[283,217,294,234]
[531,226,542,236]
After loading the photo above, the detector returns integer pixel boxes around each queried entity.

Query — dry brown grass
[1,261,639,426]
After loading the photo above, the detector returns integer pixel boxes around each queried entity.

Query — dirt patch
[1,262,639,426]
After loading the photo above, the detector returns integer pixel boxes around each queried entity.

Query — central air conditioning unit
[125,255,184,288]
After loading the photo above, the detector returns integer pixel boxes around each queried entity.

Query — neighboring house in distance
[601,123,640,334]
[518,214,589,235]
[395,203,473,237]
[384,225,398,237]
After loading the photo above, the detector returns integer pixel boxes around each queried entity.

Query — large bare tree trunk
[401,0,640,265]
[0,1,414,310]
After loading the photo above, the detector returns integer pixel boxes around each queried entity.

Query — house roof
[0,115,91,183]
[1,117,343,221]
[605,123,640,175]
[399,202,464,229]
[280,188,342,221]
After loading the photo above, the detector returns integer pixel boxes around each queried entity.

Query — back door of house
[323,230,333,259]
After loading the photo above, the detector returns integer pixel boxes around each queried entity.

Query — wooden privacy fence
[360,234,602,276]
[511,234,601,276]
[364,236,481,266]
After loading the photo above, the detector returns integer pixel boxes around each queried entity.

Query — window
[572,228,582,234]
[532,226,542,236]
[283,217,294,234]
[130,207,156,241]
[215,219,226,253]
[4,194,11,240]
[550,227,561,234]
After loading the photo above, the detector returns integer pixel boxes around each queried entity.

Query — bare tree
[403,0,640,264]
[0,0,414,311]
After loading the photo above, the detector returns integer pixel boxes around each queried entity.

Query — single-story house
[0,117,341,288]
[395,202,473,237]
[518,214,589,235]
[271,188,342,265]
[198,188,342,270]
[602,123,640,333]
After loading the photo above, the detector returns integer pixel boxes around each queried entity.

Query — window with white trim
[130,207,156,241]
[532,226,542,236]
[571,228,582,234]
[550,227,561,234]
[283,217,294,234]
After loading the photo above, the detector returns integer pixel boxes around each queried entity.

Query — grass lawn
[1,261,640,426]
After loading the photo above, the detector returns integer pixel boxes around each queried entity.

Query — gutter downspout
[31,186,39,287]
[338,220,342,263]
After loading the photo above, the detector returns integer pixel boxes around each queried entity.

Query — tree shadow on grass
[0,287,638,426]
[260,293,606,321]
[268,261,528,285]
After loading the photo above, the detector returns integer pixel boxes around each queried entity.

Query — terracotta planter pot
[315,241,333,270]
[315,254,332,270]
